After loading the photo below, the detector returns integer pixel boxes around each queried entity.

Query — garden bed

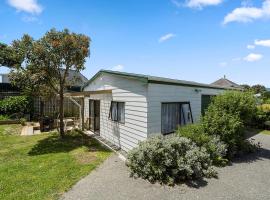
[0,120,20,125]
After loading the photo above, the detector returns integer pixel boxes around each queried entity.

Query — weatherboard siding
[83,74,148,151]
[147,83,224,136]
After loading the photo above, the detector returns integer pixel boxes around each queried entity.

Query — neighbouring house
[211,75,242,89]
[34,69,88,117]
[0,70,88,118]
[0,73,20,100]
[82,70,229,151]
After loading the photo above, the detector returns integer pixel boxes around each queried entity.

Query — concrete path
[62,133,270,200]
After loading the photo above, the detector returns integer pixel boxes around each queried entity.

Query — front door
[89,100,100,134]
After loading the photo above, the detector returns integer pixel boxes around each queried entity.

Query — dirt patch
[74,151,98,164]
[0,125,22,135]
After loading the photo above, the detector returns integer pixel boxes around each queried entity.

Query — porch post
[81,97,85,131]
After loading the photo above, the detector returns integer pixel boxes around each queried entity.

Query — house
[82,70,229,152]
[0,71,88,117]
[0,73,20,100]
[211,75,242,89]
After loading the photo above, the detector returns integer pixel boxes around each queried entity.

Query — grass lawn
[0,125,112,200]
[260,130,270,135]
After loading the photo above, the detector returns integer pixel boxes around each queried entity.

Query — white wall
[84,74,148,152]
[147,83,224,137]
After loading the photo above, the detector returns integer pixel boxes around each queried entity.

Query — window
[109,101,125,123]
[161,102,193,134]
[201,95,216,116]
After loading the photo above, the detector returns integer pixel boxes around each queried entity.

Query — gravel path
[61,133,270,200]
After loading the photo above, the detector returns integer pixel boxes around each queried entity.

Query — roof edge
[82,70,238,91]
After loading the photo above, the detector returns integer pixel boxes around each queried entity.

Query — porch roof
[64,89,112,98]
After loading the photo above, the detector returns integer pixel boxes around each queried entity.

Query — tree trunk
[59,87,65,138]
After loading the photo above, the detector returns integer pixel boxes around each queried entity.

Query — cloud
[171,0,181,8]
[186,0,223,9]
[243,53,263,62]
[247,44,255,49]
[232,57,242,62]
[223,0,270,24]
[219,62,228,67]
[8,0,43,14]
[111,65,124,71]
[159,33,176,43]
[254,39,270,47]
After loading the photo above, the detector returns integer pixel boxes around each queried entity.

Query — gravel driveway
[61,133,270,200]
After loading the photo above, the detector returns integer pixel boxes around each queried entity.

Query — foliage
[0,127,111,200]
[240,84,251,92]
[259,104,270,113]
[264,98,270,104]
[251,84,266,94]
[207,91,257,125]
[177,124,227,165]
[0,115,10,120]
[20,118,27,126]
[252,104,270,128]
[126,136,216,185]
[0,43,22,67]
[9,28,91,137]
[202,91,259,157]
[0,96,31,116]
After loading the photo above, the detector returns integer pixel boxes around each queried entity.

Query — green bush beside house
[127,91,261,185]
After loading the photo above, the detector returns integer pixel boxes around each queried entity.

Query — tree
[251,84,266,94]
[10,29,90,138]
[0,43,22,68]
[240,84,251,92]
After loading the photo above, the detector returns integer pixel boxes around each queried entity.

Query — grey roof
[83,70,234,90]
[211,77,241,89]
[0,70,88,86]
[62,69,88,87]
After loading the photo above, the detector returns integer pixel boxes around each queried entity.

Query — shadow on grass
[28,131,111,156]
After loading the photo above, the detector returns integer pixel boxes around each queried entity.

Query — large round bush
[202,91,258,157]
[126,136,216,185]
[177,124,227,165]
[207,91,257,125]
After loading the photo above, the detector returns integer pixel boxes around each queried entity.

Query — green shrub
[202,91,260,158]
[0,96,31,116]
[0,115,10,120]
[202,107,244,157]
[126,136,216,185]
[207,91,257,125]
[177,124,227,165]
[20,118,27,126]
[251,108,270,128]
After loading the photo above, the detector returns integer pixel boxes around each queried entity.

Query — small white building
[82,70,227,152]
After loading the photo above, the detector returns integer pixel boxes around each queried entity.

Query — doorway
[89,100,100,134]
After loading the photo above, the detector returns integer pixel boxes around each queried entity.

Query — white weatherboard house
[82,70,227,152]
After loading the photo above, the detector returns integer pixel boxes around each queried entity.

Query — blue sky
[0,0,270,86]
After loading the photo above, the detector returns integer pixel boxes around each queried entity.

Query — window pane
[162,102,193,134]
[181,103,192,125]
[117,102,125,123]
[111,102,118,121]
[161,103,181,134]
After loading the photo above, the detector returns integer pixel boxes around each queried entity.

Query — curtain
[162,102,193,134]
[161,103,181,134]
[110,101,125,122]
[117,102,125,123]
[111,102,118,121]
